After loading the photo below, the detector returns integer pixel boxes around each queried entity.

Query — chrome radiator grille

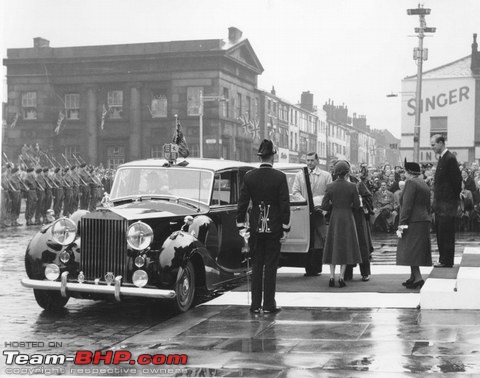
[80,216,128,280]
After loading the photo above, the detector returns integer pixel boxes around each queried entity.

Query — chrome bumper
[21,273,176,301]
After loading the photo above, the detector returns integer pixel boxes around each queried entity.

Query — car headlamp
[51,218,77,246]
[59,251,71,264]
[132,270,148,287]
[135,255,146,268]
[45,264,60,281]
[126,221,153,251]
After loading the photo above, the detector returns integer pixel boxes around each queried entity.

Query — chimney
[472,33,479,74]
[33,37,50,48]
[301,91,314,112]
[228,27,243,43]
[271,86,276,95]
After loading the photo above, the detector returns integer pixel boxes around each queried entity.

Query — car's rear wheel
[174,261,196,312]
[33,289,69,311]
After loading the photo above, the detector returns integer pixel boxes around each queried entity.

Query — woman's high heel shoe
[405,279,424,289]
[338,278,346,288]
[328,278,335,287]
[402,278,414,287]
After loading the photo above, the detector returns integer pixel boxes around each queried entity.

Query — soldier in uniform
[237,139,291,314]
[24,167,38,226]
[34,167,46,225]
[9,167,24,226]
[78,163,92,210]
[89,166,103,211]
[62,167,73,217]
[52,167,65,219]
[43,167,54,215]
[69,166,80,214]
[1,164,13,227]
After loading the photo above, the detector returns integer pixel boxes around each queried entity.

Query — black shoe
[263,307,281,314]
[338,278,346,288]
[402,278,414,287]
[405,279,424,289]
[304,272,320,277]
[249,308,261,314]
[328,278,335,287]
[362,275,370,282]
[434,263,452,268]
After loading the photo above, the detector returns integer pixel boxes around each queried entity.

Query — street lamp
[407,4,436,162]
[199,90,228,158]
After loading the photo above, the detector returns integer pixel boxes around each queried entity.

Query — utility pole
[407,4,436,162]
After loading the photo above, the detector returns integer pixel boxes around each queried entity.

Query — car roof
[118,158,255,172]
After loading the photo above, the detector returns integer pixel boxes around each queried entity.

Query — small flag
[10,112,19,128]
[100,104,109,130]
[172,120,189,158]
[54,111,65,135]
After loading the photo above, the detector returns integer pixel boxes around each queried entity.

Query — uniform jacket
[399,176,431,225]
[237,163,290,239]
[434,150,462,215]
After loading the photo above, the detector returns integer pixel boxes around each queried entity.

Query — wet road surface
[1,225,480,376]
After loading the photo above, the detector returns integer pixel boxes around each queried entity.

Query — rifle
[73,153,100,186]
[39,152,60,188]
[62,153,85,186]
[2,152,12,166]
[50,156,71,188]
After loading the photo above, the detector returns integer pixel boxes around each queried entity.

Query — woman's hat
[257,139,277,157]
[404,158,421,175]
[334,160,350,176]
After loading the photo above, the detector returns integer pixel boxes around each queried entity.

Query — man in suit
[292,152,332,276]
[431,134,462,267]
[237,139,291,314]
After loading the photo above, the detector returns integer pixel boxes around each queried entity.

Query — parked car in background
[22,158,315,312]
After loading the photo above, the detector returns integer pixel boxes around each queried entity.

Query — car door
[279,167,312,253]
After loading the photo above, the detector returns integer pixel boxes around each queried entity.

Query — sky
[1,0,479,139]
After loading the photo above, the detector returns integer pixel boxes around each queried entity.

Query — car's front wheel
[33,289,69,311]
[173,261,196,312]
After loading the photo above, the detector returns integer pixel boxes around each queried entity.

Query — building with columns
[3,28,264,167]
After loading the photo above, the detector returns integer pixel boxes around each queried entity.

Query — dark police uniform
[237,139,290,313]
[34,168,46,224]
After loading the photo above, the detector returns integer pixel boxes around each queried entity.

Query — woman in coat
[321,160,362,287]
[396,161,432,289]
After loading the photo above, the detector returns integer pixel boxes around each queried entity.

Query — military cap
[27,167,34,173]
[35,168,42,174]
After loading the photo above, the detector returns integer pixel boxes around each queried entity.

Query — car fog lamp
[126,221,153,251]
[105,272,115,285]
[132,270,148,288]
[59,251,71,264]
[45,264,60,281]
[135,255,146,268]
[51,218,77,246]
[77,271,85,283]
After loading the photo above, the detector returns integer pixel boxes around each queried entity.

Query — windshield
[109,167,214,204]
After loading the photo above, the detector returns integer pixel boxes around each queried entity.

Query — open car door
[279,167,312,254]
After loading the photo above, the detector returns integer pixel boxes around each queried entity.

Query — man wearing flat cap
[237,139,291,314]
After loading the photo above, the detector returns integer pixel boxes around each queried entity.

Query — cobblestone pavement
[1,225,479,376]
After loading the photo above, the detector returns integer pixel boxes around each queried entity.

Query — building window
[236,93,242,118]
[430,116,448,139]
[64,145,80,160]
[187,87,202,116]
[22,92,37,120]
[107,90,123,119]
[222,88,229,118]
[65,93,80,120]
[106,145,125,169]
[150,91,168,118]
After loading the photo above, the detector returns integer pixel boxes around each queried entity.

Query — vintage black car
[21,158,315,312]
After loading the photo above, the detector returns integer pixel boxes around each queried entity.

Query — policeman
[69,166,80,213]
[24,167,38,226]
[9,167,24,226]
[34,167,46,225]
[237,139,291,314]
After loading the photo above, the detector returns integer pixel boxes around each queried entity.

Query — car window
[282,168,308,205]
[211,171,234,206]
[110,167,213,204]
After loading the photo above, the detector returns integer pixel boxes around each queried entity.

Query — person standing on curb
[237,139,290,314]
[430,134,462,268]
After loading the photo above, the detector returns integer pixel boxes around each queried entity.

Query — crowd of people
[1,147,115,227]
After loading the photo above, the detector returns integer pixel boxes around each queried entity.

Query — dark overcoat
[433,150,462,216]
[321,178,362,265]
[396,176,432,266]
